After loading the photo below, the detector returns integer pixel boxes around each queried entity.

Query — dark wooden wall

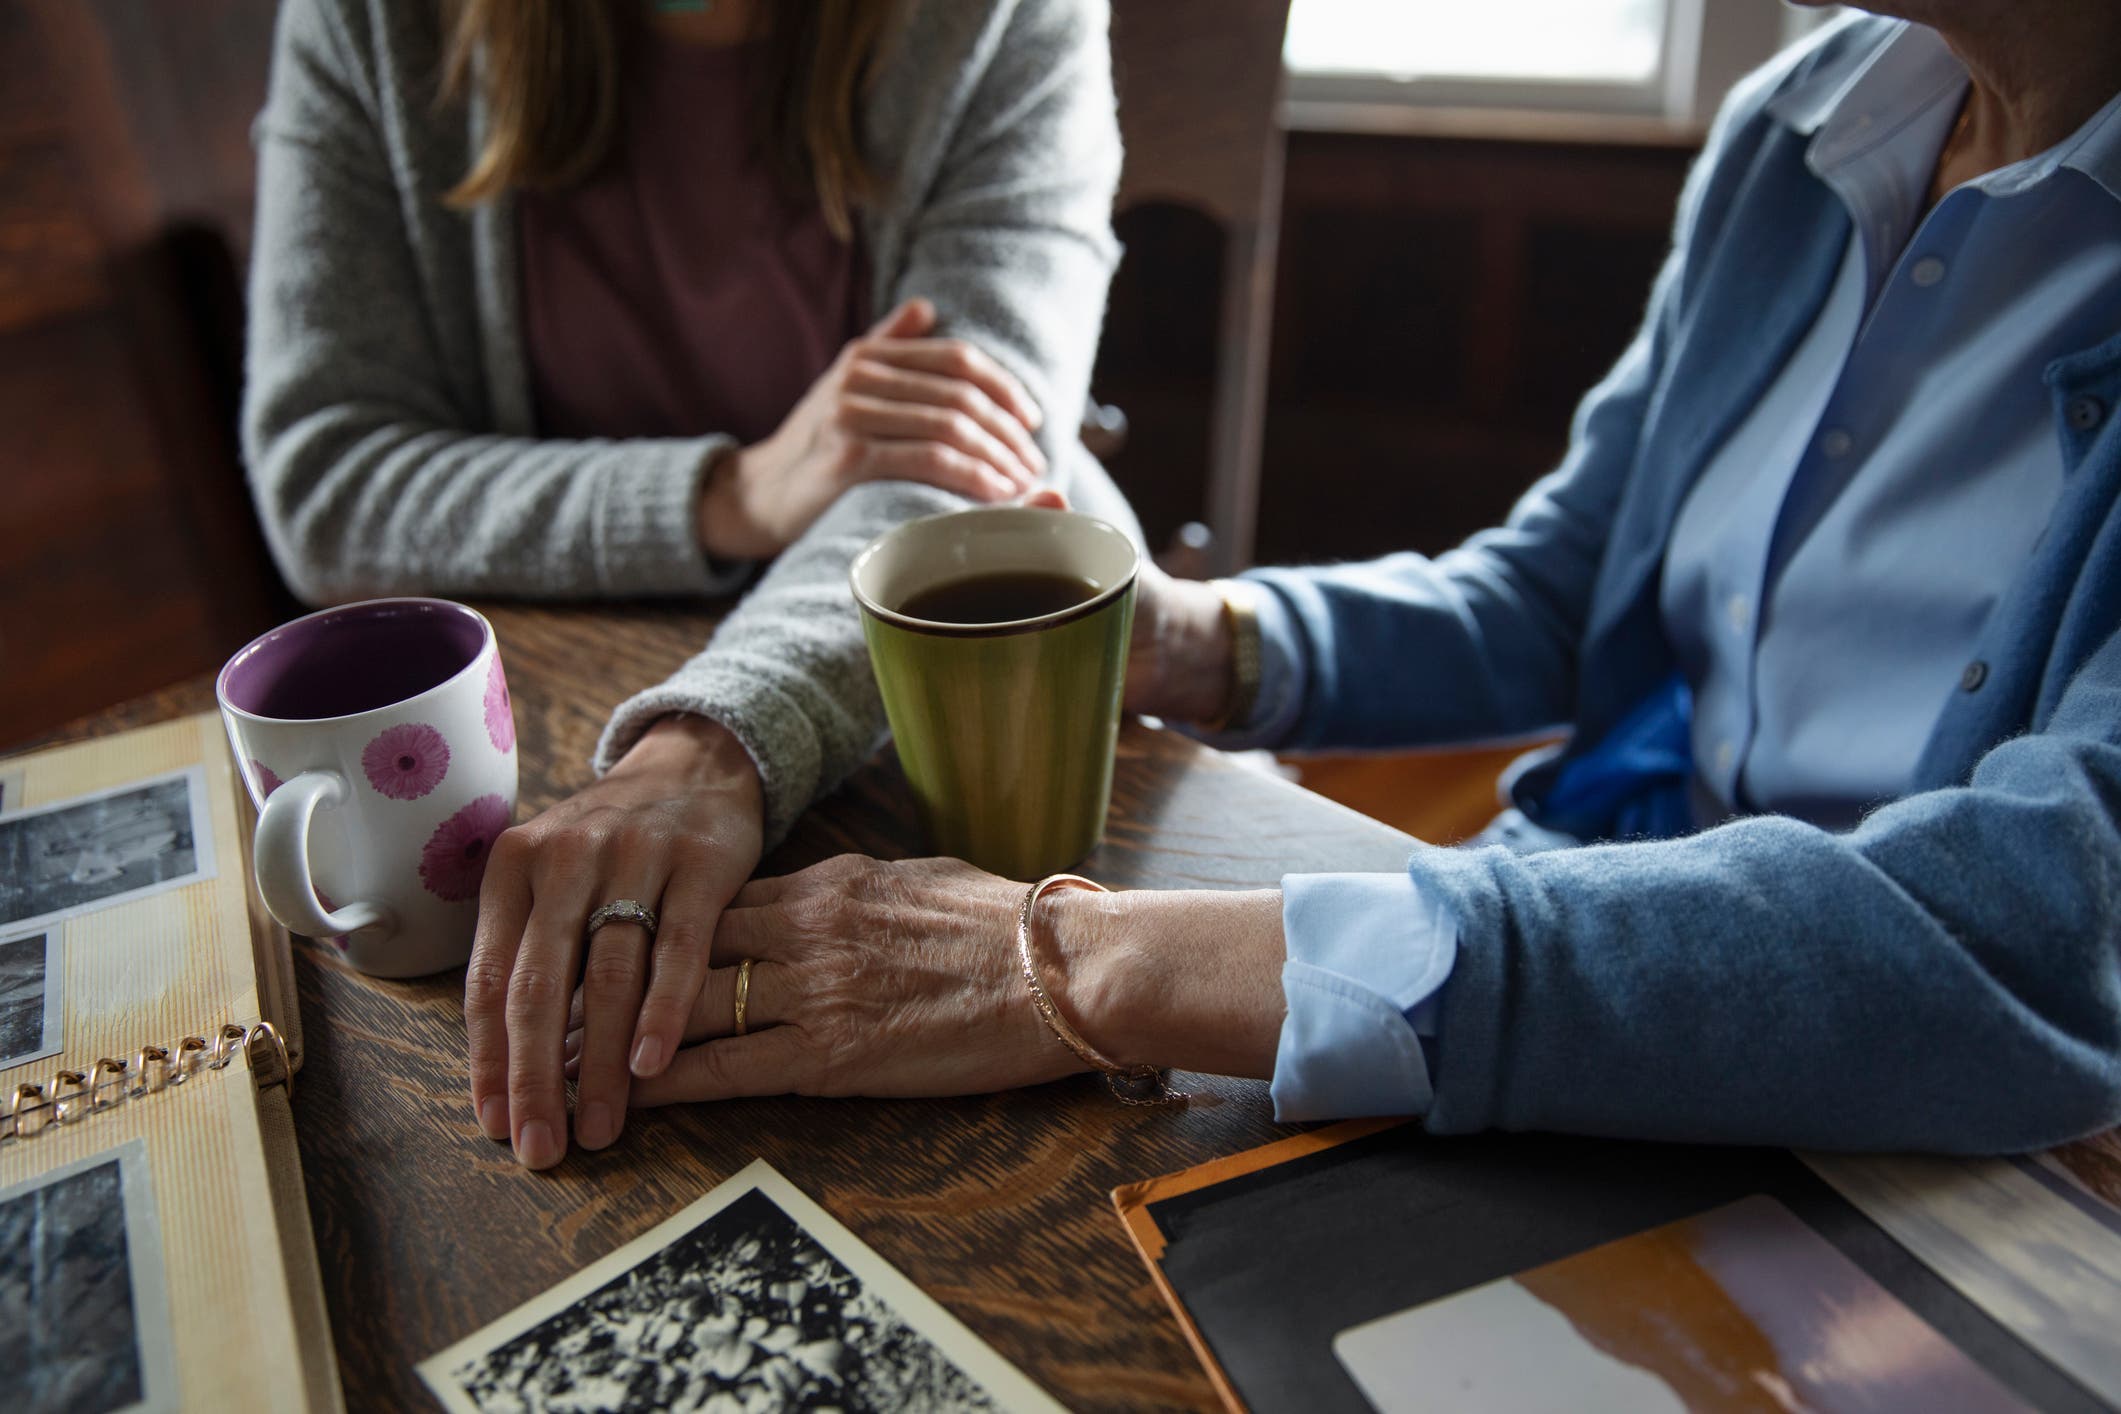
[0,1,1697,746]
[0,0,289,746]
[1097,126,1695,564]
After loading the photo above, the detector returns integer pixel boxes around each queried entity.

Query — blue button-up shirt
[1229,20,2121,1121]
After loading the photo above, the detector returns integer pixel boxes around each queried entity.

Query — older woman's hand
[1125,562,1238,725]
[584,854,1290,1107]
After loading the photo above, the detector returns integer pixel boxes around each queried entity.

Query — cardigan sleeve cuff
[590,436,755,598]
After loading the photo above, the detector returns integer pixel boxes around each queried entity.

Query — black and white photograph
[421,1160,1062,1414]
[0,930,63,1072]
[0,769,215,933]
[0,1139,177,1414]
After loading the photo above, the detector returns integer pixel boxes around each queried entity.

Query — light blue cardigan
[1249,18,2121,1153]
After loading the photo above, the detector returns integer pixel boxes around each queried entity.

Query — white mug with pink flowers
[217,598,519,978]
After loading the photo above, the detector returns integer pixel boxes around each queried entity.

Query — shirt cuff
[1269,872,1458,1122]
[1179,577,1307,750]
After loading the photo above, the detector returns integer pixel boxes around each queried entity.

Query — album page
[0,715,340,1413]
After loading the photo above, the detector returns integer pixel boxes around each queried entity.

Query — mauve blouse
[519,33,867,445]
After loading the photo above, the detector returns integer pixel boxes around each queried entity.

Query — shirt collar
[1766,18,1915,139]
[1768,18,2121,204]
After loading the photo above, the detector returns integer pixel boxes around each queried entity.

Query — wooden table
[36,602,1418,1413]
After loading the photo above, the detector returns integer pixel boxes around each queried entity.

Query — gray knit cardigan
[243,0,1133,843]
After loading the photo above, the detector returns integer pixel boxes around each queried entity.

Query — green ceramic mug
[850,507,1139,880]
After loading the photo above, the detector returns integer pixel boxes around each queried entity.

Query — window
[1286,0,1667,87]
[1284,0,1838,133]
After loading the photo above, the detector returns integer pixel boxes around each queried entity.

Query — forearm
[1407,732,2121,1152]
[247,411,739,603]
[596,479,963,843]
[1050,885,1287,1081]
[246,123,740,604]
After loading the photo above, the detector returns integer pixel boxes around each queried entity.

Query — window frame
[1283,0,1837,138]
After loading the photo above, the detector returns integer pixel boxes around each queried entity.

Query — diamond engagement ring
[585,899,659,940]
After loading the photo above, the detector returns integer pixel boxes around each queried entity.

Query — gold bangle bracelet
[1016,874,1186,1107]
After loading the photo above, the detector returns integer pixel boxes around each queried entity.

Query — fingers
[859,440,1020,503]
[858,337,1043,432]
[1015,486,1068,511]
[465,834,535,1143]
[628,846,743,1080]
[729,871,795,910]
[504,878,594,1170]
[865,296,935,340]
[629,1029,810,1108]
[572,883,663,1151]
[837,395,1037,492]
[841,361,1047,478]
[570,956,790,1067]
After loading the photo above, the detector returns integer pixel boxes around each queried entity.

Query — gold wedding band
[733,958,754,1037]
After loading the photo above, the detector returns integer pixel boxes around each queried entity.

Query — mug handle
[254,770,394,940]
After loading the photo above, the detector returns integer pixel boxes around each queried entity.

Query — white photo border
[0,928,64,1073]
[0,766,218,935]
[419,1158,1064,1414]
[0,1137,178,1414]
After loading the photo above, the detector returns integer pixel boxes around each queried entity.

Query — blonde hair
[440,0,898,237]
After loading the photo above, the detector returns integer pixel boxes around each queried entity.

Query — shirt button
[1727,594,1751,633]
[1910,256,1947,287]
[1820,428,1854,459]
[2067,395,2108,433]
[1714,741,1736,774]
[1960,660,1988,693]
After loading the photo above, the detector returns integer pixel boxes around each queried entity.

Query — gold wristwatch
[1204,578,1262,733]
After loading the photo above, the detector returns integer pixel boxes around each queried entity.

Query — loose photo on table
[0,769,213,933]
[0,930,62,1072]
[422,1160,1060,1414]
[1334,1194,2026,1414]
[0,1140,176,1414]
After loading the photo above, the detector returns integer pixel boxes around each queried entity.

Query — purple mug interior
[219,599,488,721]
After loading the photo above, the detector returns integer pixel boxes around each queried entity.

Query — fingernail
[478,1095,507,1140]
[630,1036,663,1077]
[516,1119,558,1169]
[577,1102,615,1150]
[562,1031,581,1062]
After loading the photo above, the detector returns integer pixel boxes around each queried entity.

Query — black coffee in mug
[899,571,1099,625]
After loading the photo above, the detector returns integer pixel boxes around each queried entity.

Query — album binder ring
[1,1020,292,1142]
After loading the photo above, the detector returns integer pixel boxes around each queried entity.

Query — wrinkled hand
[465,715,763,1168]
[697,298,1047,561]
[1123,560,1235,725]
[598,856,1102,1105]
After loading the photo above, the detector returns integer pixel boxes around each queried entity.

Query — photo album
[0,715,340,1414]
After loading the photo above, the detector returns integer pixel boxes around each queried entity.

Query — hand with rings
[464,714,765,1170]
[560,854,1287,1107]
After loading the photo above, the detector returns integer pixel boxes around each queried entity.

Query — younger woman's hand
[696,298,1048,561]
[464,714,764,1169]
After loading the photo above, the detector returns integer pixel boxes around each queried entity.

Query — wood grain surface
[28,601,1417,1413]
